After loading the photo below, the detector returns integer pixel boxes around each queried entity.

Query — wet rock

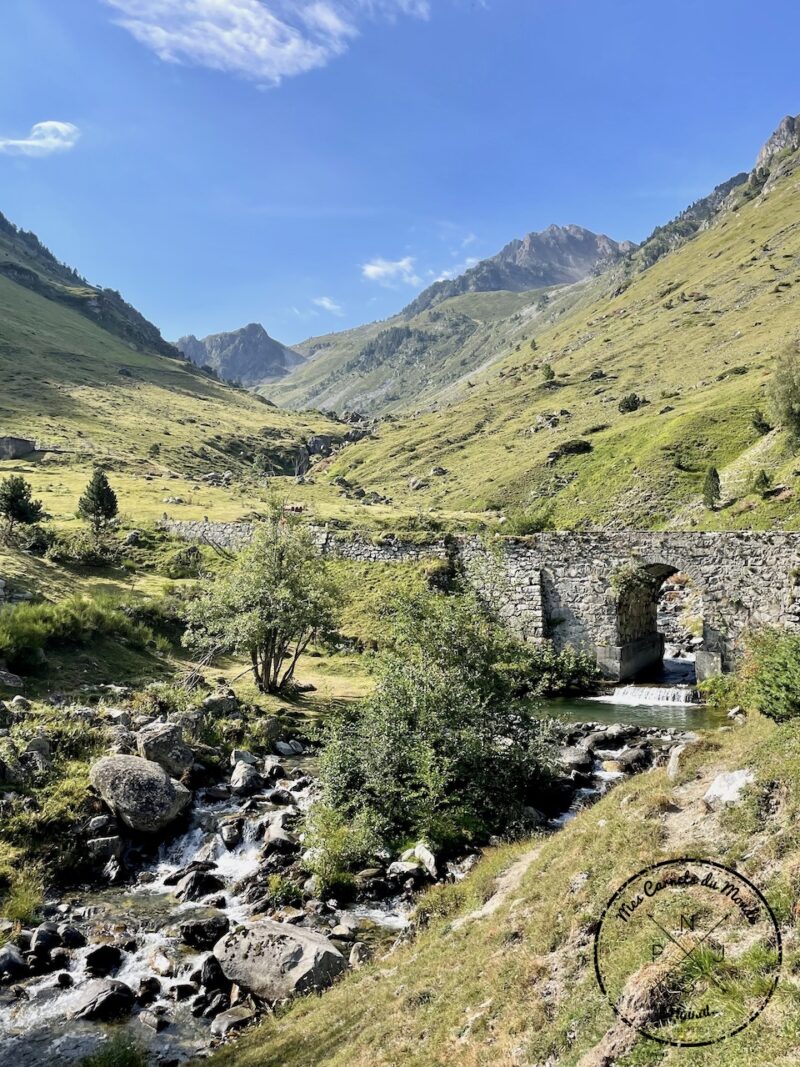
[89,755,192,833]
[85,943,123,977]
[0,944,29,982]
[203,991,230,1019]
[170,981,198,1001]
[30,923,62,957]
[180,914,230,950]
[176,869,226,902]
[87,836,124,862]
[200,952,229,992]
[414,842,437,879]
[211,1004,255,1036]
[560,746,594,772]
[213,919,346,1000]
[191,993,209,1016]
[71,978,134,1020]
[137,975,161,1004]
[150,950,174,977]
[265,787,294,805]
[230,749,258,766]
[262,825,299,856]
[220,820,242,849]
[231,761,263,796]
[262,755,285,781]
[57,971,74,988]
[163,859,217,887]
[274,741,295,758]
[136,721,194,778]
[139,1008,170,1032]
[57,924,87,949]
[615,745,651,773]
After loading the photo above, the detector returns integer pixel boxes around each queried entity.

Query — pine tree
[542,363,555,382]
[703,466,721,510]
[79,469,118,532]
[0,475,43,539]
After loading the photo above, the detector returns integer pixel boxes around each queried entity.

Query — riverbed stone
[0,944,29,982]
[85,943,123,977]
[213,919,346,1000]
[211,1004,255,1035]
[89,755,192,833]
[175,869,226,903]
[231,761,263,796]
[136,721,194,778]
[180,914,230,949]
[71,979,134,1020]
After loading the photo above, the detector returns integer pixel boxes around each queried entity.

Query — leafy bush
[741,628,800,721]
[46,529,121,567]
[165,544,203,578]
[0,595,152,673]
[261,874,304,909]
[303,803,382,896]
[503,503,555,535]
[316,590,557,855]
[514,642,601,696]
[698,673,740,712]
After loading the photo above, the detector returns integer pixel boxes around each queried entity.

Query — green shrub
[741,628,800,721]
[0,865,43,925]
[618,392,645,413]
[317,589,557,856]
[514,642,601,696]
[165,544,203,578]
[261,874,304,909]
[46,529,121,567]
[303,803,382,896]
[504,503,555,535]
[0,595,151,673]
[768,342,800,440]
[698,673,740,712]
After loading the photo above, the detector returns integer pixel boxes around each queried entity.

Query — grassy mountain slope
[262,281,598,416]
[210,712,800,1067]
[311,144,800,531]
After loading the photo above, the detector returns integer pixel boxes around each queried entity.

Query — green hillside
[308,143,800,531]
[262,280,599,416]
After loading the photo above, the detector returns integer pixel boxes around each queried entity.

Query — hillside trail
[450,845,544,930]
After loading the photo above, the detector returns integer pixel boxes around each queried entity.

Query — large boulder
[213,920,346,1001]
[89,755,191,833]
[71,979,134,1020]
[703,769,755,809]
[136,721,193,778]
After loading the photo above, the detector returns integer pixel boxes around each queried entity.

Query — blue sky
[1,0,799,344]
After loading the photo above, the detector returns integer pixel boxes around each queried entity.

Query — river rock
[560,746,594,772]
[211,1004,255,1036]
[30,923,61,957]
[87,836,123,862]
[175,869,226,903]
[231,761,263,796]
[213,920,346,1000]
[136,721,194,778]
[71,979,134,1020]
[85,943,122,977]
[703,769,755,809]
[180,914,230,950]
[89,755,191,833]
[0,944,29,982]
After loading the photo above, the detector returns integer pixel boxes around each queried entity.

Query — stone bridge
[164,521,800,681]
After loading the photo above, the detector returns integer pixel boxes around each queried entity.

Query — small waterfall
[595,684,698,706]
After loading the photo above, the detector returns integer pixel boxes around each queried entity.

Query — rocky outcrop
[89,755,191,833]
[135,721,193,778]
[213,920,346,1000]
[756,114,800,170]
[70,979,134,1020]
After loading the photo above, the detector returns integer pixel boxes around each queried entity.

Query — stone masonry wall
[161,520,800,670]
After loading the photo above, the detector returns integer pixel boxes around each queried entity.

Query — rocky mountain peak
[175,322,303,386]
[755,113,800,170]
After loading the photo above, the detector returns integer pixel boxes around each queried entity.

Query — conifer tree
[703,466,721,510]
[78,468,118,533]
[0,475,43,539]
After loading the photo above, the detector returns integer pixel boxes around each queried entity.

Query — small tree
[78,469,118,533]
[0,475,43,541]
[541,363,555,382]
[769,342,800,440]
[703,466,721,510]
[752,468,772,497]
[183,510,340,692]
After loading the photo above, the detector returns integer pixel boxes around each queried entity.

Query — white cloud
[361,255,420,286]
[104,0,430,87]
[313,295,344,315]
[435,254,478,281]
[0,121,80,157]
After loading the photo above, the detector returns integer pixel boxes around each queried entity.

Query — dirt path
[451,845,543,930]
